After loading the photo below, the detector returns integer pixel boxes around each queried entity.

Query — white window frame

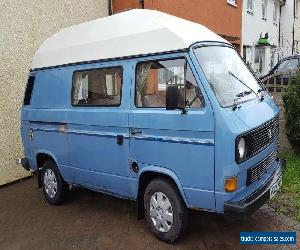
[295,0,299,19]
[262,0,267,20]
[247,0,254,14]
[254,47,265,74]
[294,40,299,54]
[227,0,237,7]
[273,2,279,25]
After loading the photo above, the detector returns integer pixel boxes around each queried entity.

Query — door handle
[130,128,142,135]
[117,135,123,145]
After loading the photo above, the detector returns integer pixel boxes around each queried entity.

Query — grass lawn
[268,151,300,221]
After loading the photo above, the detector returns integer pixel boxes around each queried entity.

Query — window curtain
[73,73,82,105]
[136,62,152,105]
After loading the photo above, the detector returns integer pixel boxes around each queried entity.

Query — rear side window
[23,76,35,105]
[72,67,123,106]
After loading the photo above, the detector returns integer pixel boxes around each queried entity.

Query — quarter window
[135,59,204,109]
[72,67,122,106]
[24,76,35,105]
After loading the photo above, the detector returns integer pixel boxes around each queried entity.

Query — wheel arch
[36,150,59,188]
[136,166,188,219]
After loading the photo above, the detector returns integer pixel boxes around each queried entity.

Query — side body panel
[21,61,135,199]
[21,69,72,181]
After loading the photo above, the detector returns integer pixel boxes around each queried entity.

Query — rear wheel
[144,178,188,243]
[41,160,68,205]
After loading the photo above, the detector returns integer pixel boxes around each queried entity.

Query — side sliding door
[67,61,132,198]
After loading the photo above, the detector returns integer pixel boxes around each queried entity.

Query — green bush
[282,70,300,153]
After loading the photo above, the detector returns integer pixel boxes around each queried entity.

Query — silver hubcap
[150,192,173,233]
[43,169,58,198]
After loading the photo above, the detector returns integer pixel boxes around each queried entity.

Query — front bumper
[224,158,285,218]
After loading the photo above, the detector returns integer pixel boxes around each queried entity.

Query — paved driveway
[0,177,299,249]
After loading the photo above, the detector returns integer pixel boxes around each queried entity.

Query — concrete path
[0,177,299,249]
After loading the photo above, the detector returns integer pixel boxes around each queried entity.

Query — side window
[72,67,122,106]
[135,58,204,109]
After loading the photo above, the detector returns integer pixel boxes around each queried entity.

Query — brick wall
[112,0,242,50]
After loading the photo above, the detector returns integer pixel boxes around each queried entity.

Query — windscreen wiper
[232,90,252,110]
[257,87,268,101]
[228,70,259,99]
[236,90,252,98]
[228,71,260,110]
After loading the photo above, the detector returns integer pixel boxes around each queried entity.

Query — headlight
[236,137,247,162]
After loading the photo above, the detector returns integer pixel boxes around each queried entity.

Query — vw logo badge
[268,129,272,139]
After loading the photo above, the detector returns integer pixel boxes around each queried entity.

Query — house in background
[242,0,284,75]
[291,0,300,54]
[279,0,296,59]
[243,0,299,76]
[112,0,297,77]
[111,0,243,52]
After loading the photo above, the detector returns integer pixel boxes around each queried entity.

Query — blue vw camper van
[20,10,285,242]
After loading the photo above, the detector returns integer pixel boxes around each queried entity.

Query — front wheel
[41,160,68,205]
[144,178,189,243]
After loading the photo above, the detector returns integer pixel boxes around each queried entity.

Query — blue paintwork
[21,42,280,214]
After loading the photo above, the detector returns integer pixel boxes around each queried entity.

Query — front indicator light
[225,176,238,192]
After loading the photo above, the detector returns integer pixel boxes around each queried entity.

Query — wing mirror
[166,85,187,114]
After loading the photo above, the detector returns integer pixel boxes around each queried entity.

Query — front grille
[238,115,279,163]
[246,150,277,186]
[249,115,279,156]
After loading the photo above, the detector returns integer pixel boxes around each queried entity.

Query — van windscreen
[194,46,262,108]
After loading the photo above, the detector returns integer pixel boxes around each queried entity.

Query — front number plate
[270,176,282,199]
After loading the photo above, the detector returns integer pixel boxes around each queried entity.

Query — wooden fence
[258,69,298,151]
[259,69,297,93]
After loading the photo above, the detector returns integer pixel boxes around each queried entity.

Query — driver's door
[128,53,215,210]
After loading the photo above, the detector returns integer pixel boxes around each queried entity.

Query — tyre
[144,178,189,243]
[41,160,68,205]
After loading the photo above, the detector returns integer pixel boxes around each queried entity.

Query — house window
[227,0,237,7]
[295,40,299,54]
[247,0,254,14]
[273,2,279,24]
[135,58,204,108]
[243,46,254,68]
[72,67,123,106]
[262,0,267,20]
[254,47,265,74]
[270,48,276,69]
[296,0,299,19]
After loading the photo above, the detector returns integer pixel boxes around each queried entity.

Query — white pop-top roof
[31,9,228,69]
